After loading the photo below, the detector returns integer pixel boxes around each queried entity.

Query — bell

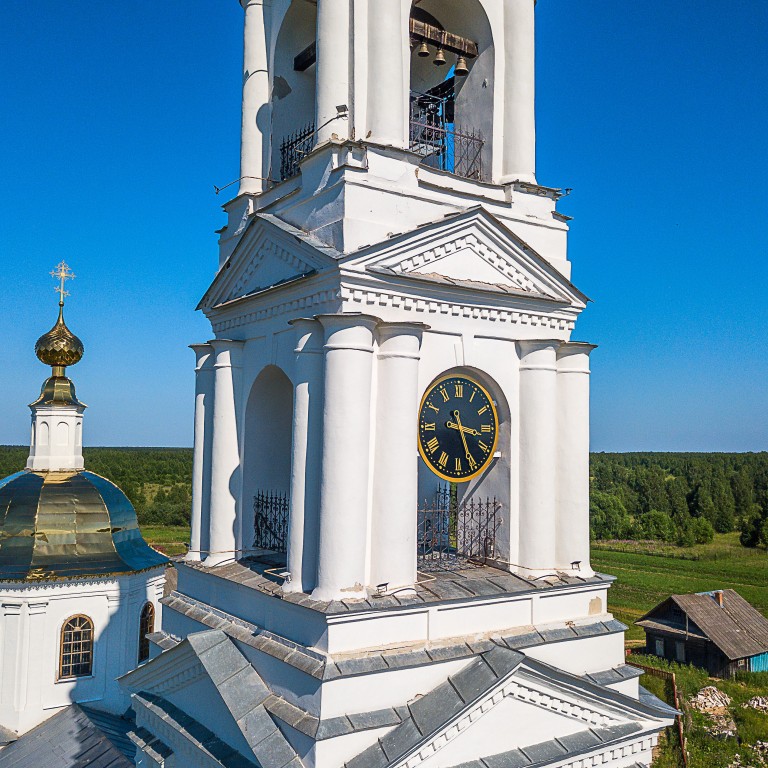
[434,48,446,66]
[417,40,430,57]
[455,56,469,77]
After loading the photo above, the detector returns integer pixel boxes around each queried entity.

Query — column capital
[557,342,597,374]
[315,313,381,352]
[376,322,429,360]
[289,318,325,355]
[209,338,245,368]
[190,343,215,371]
[518,339,560,370]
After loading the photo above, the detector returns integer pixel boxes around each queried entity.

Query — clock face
[418,374,499,483]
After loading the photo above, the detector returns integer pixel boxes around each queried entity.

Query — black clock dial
[418,374,499,483]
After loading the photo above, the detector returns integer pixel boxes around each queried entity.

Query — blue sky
[1,1,766,451]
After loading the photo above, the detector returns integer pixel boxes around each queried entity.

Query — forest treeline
[1,447,767,549]
[0,446,193,527]
[591,452,768,548]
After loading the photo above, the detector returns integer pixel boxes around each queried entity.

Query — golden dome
[35,305,84,369]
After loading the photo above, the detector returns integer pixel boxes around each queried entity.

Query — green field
[593,533,768,644]
[143,525,190,557]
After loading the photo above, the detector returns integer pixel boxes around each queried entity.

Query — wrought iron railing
[280,123,316,181]
[417,485,501,571]
[409,90,484,182]
[253,491,289,553]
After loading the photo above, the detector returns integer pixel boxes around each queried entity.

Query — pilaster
[285,319,325,594]
[370,322,427,592]
[205,340,245,567]
[239,0,271,194]
[556,343,596,576]
[188,344,215,562]
[517,340,559,577]
[312,314,380,602]
[501,0,537,183]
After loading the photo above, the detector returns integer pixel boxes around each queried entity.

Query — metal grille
[409,90,484,182]
[253,490,290,553]
[417,485,501,571]
[280,123,315,181]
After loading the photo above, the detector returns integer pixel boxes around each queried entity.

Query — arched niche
[56,421,70,447]
[270,0,318,181]
[417,365,511,548]
[242,365,294,553]
[409,0,495,181]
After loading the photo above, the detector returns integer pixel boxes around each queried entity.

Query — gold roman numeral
[438,452,448,468]
[468,454,478,470]
[426,402,439,413]
[426,437,439,454]
[439,387,449,402]
[469,390,476,403]
[481,424,492,433]
[454,457,462,472]
[477,405,488,415]
[454,384,463,398]
[423,423,436,431]
[478,441,489,453]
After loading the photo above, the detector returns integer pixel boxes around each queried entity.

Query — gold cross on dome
[50,261,75,305]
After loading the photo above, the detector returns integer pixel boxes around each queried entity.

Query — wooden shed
[636,589,768,678]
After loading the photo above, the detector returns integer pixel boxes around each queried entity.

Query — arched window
[138,602,155,663]
[59,615,94,679]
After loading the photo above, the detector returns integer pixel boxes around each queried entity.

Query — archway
[242,366,294,554]
[270,0,318,181]
[409,0,495,181]
[416,366,511,568]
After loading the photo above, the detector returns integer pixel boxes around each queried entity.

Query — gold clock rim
[417,373,500,484]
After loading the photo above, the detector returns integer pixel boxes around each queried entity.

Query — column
[239,0,271,195]
[311,314,379,602]
[517,340,559,576]
[367,0,407,148]
[285,319,325,593]
[315,0,352,145]
[187,344,214,561]
[556,343,596,576]
[370,323,426,592]
[205,340,244,567]
[501,0,537,183]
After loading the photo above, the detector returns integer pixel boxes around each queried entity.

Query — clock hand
[446,421,481,437]
[452,410,474,461]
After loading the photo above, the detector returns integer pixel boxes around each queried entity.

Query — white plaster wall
[0,570,164,735]
[524,632,626,677]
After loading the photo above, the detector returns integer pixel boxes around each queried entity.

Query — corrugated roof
[637,590,768,660]
[0,704,133,768]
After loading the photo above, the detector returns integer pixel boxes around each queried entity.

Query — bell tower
[222,0,555,273]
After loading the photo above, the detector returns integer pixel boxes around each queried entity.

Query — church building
[122,1,676,767]
[0,265,168,763]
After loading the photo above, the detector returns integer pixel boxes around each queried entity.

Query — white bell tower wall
[27,402,85,473]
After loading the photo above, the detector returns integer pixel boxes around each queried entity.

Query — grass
[592,533,768,644]
[629,653,768,768]
[142,525,190,556]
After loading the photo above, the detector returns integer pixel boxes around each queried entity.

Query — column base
[203,553,236,568]
[310,584,368,603]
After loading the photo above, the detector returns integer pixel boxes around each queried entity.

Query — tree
[589,491,630,540]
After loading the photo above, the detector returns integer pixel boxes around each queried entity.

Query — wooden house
[636,590,768,678]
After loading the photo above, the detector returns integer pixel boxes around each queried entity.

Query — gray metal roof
[637,590,768,660]
[179,556,612,616]
[0,704,134,768]
[161,589,625,682]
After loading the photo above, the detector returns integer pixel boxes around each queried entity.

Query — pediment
[363,653,672,768]
[353,208,587,308]
[199,214,337,311]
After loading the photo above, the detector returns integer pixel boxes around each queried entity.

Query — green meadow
[593,533,768,644]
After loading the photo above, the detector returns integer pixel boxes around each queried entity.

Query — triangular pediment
[349,207,588,308]
[346,650,673,768]
[199,214,338,311]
